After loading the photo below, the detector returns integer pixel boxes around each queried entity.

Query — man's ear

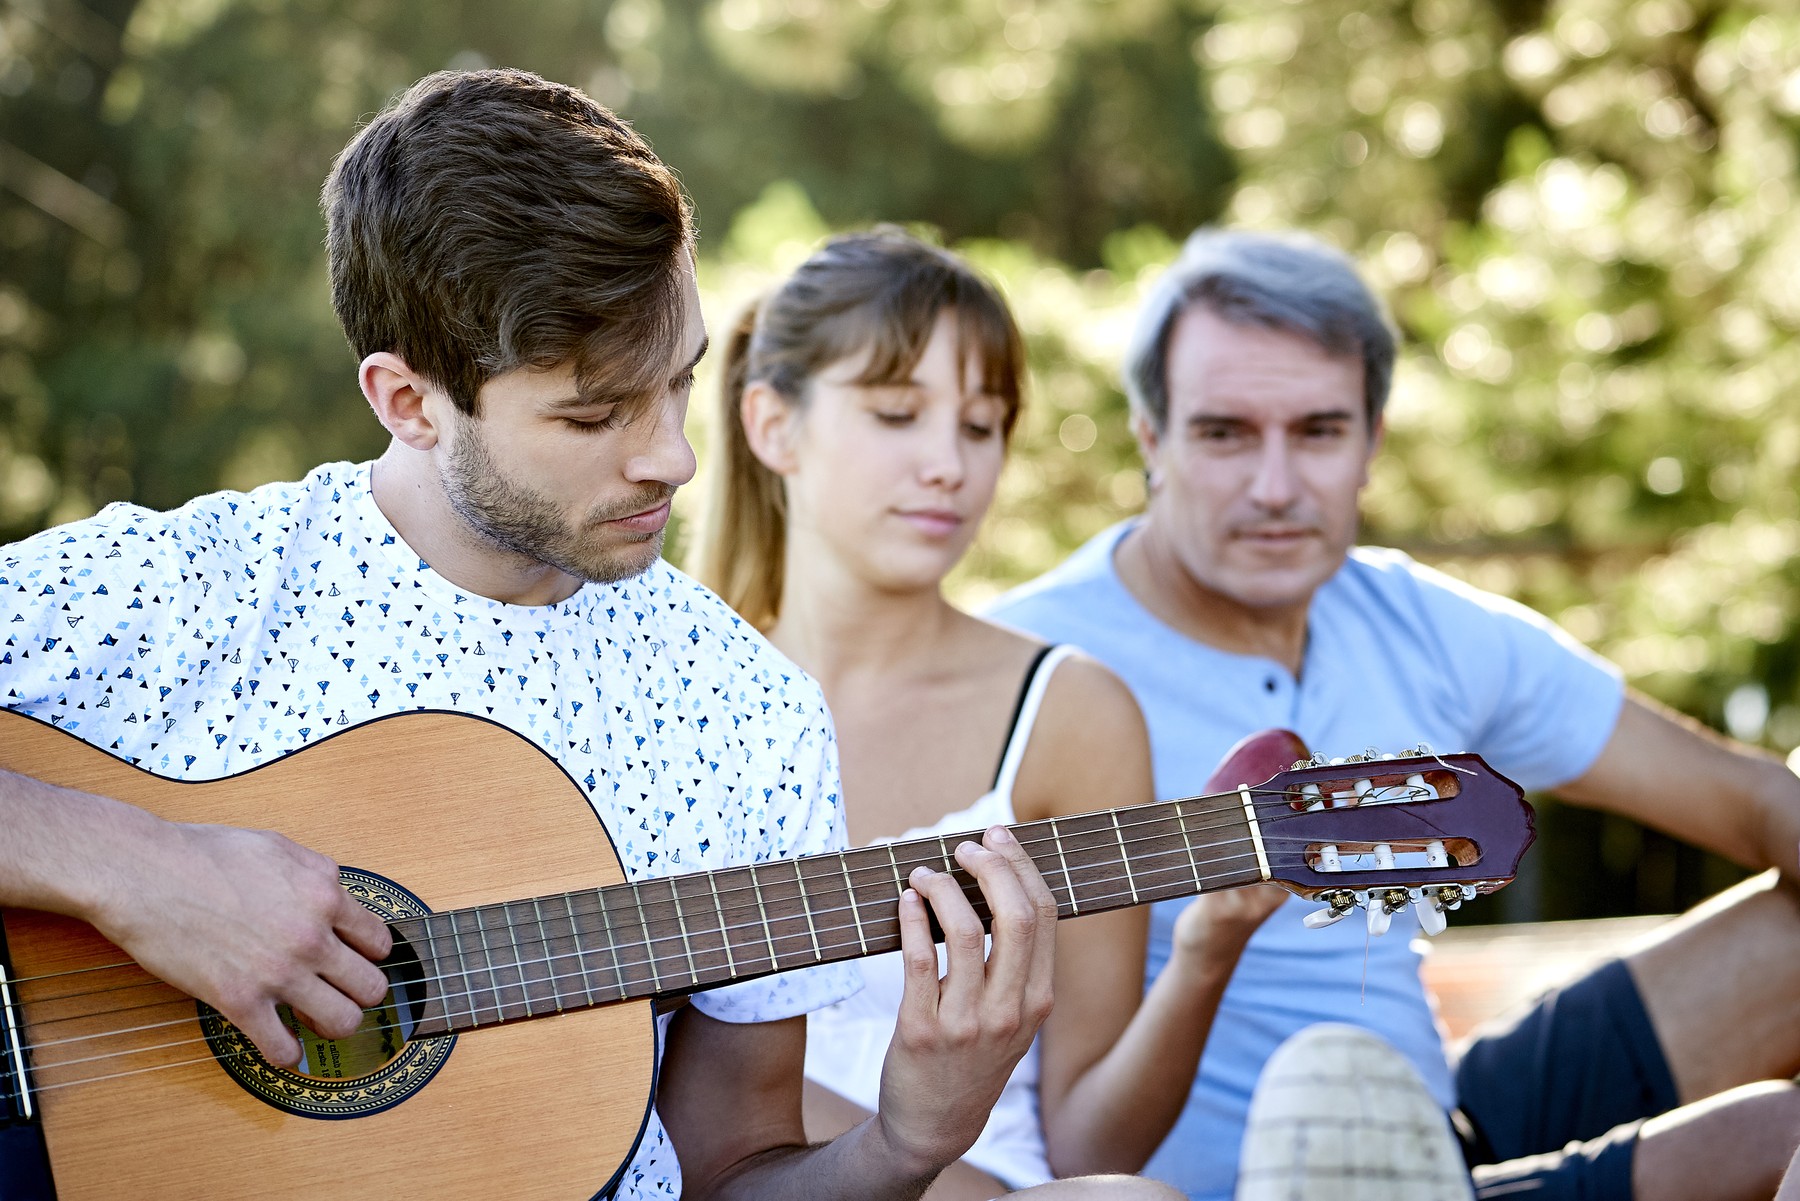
[361,353,447,450]
[1131,410,1161,461]
[1131,410,1163,493]
[1360,411,1386,487]
[739,381,800,476]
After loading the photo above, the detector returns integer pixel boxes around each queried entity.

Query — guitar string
[2,776,1443,998]
[11,820,1466,1080]
[10,789,1451,1030]
[17,810,1473,1079]
[19,838,1276,1059]
[6,780,1460,1041]
[0,786,1276,998]
[3,781,1461,1037]
[21,842,1475,1105]
[0,781,1252,993]
[21,878,1478,1099]
[16,843,1314,1093]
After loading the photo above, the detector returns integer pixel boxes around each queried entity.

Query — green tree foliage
[2,0,1796,917]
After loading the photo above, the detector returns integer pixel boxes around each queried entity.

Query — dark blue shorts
[1452,958,1680,1201]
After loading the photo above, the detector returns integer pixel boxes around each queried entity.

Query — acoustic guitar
[0,706,1533,1199]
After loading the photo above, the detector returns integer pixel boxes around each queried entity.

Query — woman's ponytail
[694,299,789,630]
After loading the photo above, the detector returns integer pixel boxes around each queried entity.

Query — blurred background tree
[3,0,1796,921]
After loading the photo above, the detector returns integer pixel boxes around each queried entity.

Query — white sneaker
[1236,1023,1475,1201]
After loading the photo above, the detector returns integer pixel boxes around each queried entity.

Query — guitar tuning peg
[1414,898,1448,936]
[1366,887,1409,937]
[1432,884,1473,912]
[1304,905,1351,929]
[1303,888,1358,930]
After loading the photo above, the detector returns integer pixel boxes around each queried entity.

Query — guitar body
[0,709,656,1201]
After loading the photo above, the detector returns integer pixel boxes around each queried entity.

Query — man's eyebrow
[1185,408,1358,425]
[544,392,615,413]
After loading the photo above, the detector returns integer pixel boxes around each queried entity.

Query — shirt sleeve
[690,695,862,1024]
[1401,556,1625,792]
[0,506,191,751]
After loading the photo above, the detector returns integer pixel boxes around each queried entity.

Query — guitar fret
[413,914,449,1029]
[1173,800,1203,891]
[1049,819,1079,915]
[748,865,781,968]
[528,896,563,1012]
[935,832,981,914]
[706,870,738,977]
[474,906,524,1022]
[628,882,665,992]
[572,893,622,1008]
[500,903,534,1017]
[839,853,867,954]
[668,881,701,987]
[1110,810,1139,906]
[446,909,498,1026]
[793,860,823,960]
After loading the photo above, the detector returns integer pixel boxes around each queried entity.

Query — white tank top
[804,644,1076,1189]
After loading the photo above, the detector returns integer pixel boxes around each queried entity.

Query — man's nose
[624,398,697,488]
[1247,438,1298,512]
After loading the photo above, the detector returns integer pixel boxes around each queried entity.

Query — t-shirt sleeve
[1402,557,1624,792]
[690,704,862,1024]
[0,507,190,749]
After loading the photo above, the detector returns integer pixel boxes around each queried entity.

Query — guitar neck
[395,790,1262,1036]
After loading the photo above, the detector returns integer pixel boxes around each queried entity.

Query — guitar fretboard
[393,791,1262,1036]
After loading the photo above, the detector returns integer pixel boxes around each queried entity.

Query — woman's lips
[896,508,964,538]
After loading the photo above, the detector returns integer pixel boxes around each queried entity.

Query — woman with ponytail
[694,228,1277,1199]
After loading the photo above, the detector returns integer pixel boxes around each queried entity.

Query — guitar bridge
[0,963,32,1122]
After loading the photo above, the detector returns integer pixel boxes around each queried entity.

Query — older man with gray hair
[991,228,1800,1201]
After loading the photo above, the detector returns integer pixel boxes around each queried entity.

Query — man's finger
[234,1003,303,1069]
[952,836,1037,998]
[912,862,989,1019]
[892,887,943,1036]
[977,825,1056,1006]
[287,976,367,1042]
[322,940,393,1010]
[333,893,394,962]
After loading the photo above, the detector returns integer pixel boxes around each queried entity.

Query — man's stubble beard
[443,417,674,587]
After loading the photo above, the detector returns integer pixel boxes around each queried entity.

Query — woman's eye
[963,421,996,439]
[874,411,915,426]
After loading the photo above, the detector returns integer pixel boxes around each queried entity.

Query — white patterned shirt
[0,461,859,1199]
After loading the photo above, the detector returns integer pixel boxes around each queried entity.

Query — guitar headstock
[1247,746,1535,935]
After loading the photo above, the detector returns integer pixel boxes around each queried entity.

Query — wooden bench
[1420,914,1672,1041]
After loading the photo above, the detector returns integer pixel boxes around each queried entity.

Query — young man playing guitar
[0,69,1174,1201]
[991,229,1800,1201]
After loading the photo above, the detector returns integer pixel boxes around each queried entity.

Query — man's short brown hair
[323,68,691,415]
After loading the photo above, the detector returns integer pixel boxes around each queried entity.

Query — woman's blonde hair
[694,228,1025,629]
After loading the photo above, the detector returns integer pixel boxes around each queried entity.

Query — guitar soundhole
[199,867,456,1119]
[282,937,427,1081]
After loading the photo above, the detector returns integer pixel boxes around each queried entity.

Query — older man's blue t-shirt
[987,522,1624,1201]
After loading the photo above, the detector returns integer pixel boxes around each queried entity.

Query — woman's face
[783,308,1010,593]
